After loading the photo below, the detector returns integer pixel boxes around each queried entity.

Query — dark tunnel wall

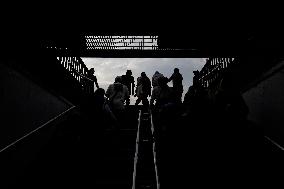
[242,60,284,146]
[0,63,73,150]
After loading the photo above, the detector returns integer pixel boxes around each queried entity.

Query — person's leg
[178,92,183,103]
[173,89,182,103]
[116,109,126,128]
[135,97,142,106]
[142,97,149,110]
[112,108,126,131]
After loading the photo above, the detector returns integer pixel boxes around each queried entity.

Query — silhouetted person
[213,71,252,155]
[93,88,117,128]
[181,70,214,153]
[215,72,249,123]
[183,70,209,116]
[152,71,164,87]
[168,68,183,103]
[80,88,107,150]
[106,76,130,125]
[86,68,99,94]
[150,76,175,110]
[121,70,135,96]
[150,76,177,173]
[135,72,151,109]
[93,88,106,113]
[213,71,262,185]
[192,70,200,86]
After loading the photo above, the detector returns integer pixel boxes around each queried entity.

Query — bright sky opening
[82,58,206,105]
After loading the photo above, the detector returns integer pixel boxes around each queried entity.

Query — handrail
[150,110,160,189]
[0,105,76,153]
[132,110,142,189]
[264,136,284,151]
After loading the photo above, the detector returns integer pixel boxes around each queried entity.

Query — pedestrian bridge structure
[1,32,283,188]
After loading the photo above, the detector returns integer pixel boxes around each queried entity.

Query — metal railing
[57,57,95,94]
[57,57,88,83]
[196,58,236,88]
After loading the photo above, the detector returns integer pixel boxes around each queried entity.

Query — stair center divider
[132,109,160,189]
[132,110,142,189]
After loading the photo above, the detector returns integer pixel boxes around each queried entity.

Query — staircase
[133,110,159,189]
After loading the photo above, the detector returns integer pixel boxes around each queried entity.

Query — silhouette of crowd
[79,67,187,128]
[76,65,263,188]
[78,66,262,154]
[153,69,263,189]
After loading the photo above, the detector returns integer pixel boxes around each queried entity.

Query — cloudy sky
[81,58,206,104]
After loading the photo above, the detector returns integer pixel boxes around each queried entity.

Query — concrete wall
[242,61,284,146]
[0,64,73,150]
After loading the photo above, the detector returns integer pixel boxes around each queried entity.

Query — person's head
[94,88,105,97]
[174,68,179,73]
[126,70,132,76]
[115,76,122,83]
[141,72,146,77]
[193,71,200,86]
[193,70,199,76]
[89,68,95,75]
[114,76,123,91]
[158,76,168,87]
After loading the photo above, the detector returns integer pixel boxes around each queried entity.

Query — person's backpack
[121,75,126,86]
[142,77,151,96]
[103,100,117,122]
[106,88,120,109]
